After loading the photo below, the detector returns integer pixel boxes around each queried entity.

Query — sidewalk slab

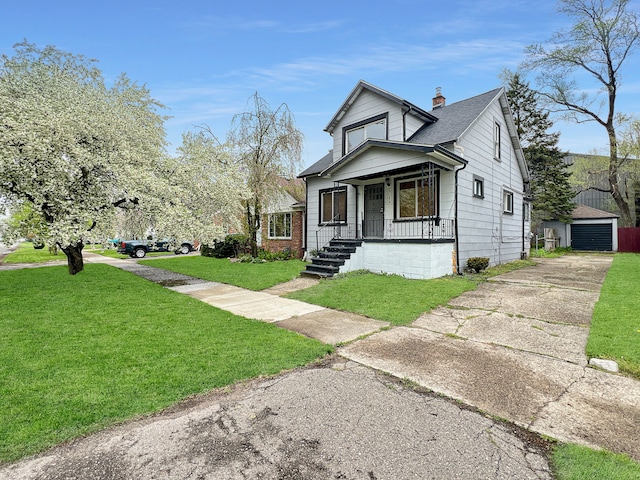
[277,310,388,345]
[185,285,325,322]
[533,367,640,461]
[340,327,586,429]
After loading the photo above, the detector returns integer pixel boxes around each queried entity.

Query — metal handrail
[315,214,350,252]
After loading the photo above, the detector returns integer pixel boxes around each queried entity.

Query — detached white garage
[543,205,619,252]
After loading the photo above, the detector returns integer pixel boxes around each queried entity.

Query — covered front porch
[303,140,466,279]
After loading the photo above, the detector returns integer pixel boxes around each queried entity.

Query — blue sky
[3,0,639,170]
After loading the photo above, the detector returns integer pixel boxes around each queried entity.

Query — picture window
[396,174,438,219]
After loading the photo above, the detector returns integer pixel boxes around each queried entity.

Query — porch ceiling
[335,161,445,185]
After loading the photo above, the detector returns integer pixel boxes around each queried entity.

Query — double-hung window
[320,188,347,224]
[345,115,387,153]
[268,212,292,239]
[396,174,438,218]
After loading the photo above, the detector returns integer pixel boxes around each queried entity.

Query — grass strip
[0,264,331,463]
[140,256,306,291]
[285,270,480,326]
[586,253,640,379]
[552,444,640,479]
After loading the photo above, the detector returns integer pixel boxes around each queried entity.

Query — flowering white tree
[0,42,246,274]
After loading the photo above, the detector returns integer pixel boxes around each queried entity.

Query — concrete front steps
[302,239,362,278]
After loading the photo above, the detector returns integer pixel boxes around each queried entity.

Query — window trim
[494,121,501,160]
[473,175,484,199]
[394,171,440,220]
[319,187,347,225]
[503,190,514,215]
[267,212,292,239]
[342,113,388,155]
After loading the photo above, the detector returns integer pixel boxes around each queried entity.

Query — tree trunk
[60,241,85,275]
[607,131,633,227]
[246,199,261,257]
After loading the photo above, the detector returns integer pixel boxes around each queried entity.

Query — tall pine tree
[504,72,575,226]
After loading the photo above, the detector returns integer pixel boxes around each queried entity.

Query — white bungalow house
[299,80,531,279]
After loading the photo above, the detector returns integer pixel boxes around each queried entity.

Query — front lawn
[140,256,306,291]
[0,264,331,463]
[586,253,640,379]
[286,270,480,326]
[1,242,65,264]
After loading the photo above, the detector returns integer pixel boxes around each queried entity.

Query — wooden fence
[618,227,640,252]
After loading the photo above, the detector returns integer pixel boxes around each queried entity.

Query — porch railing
[372,218,455,240]
[314,222,357,252]
[313,218,455,252]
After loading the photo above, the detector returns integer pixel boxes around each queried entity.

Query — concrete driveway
[341,255,640,462]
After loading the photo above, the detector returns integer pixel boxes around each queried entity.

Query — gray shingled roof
[299,150,333,177]
[572,204,620,219]
[299,85,505,178]
[409,88,503,145]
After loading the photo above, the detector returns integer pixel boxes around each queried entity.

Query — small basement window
[473,176,484,198]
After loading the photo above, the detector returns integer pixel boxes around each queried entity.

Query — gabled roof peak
[324,80,438,134]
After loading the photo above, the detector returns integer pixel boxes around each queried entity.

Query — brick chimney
[432,87,445,108]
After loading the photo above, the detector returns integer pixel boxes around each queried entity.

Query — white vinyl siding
[454,98,527,267]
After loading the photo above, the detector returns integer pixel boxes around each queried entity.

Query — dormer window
[344,114,387,154]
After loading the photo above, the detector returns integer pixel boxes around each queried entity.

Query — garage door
[571,224,612,251]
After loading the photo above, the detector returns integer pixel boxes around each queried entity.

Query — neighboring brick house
[258,177,305,258]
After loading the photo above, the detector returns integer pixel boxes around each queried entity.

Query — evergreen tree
[504,72,575,225]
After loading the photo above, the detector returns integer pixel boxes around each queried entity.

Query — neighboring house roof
[276,176,305,203]
[572,204,620,220]
[324,80,438,134]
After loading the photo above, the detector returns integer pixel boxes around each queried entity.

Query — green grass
[530,246,574,258]
[1,242,65,263]
[140,255,307,290]
[0,264,332,463]
[586,253,640,379]
[285,270,480,326]
[552,444,640,479]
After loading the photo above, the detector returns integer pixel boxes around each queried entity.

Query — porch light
[385,177,390,186]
